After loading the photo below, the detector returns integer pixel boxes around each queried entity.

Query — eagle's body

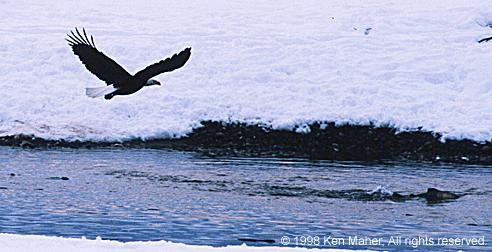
[66,28,191,100]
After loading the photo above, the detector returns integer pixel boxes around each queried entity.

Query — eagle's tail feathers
[86,85,117,98]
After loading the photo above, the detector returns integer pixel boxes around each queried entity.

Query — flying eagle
[66,28,191,100]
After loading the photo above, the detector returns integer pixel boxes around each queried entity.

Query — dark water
[0,147,490,251]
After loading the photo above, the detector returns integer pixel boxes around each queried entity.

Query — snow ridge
[0,1,491,142]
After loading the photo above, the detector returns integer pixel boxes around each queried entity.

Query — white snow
[0,0,491,142]
[0,234,367,252]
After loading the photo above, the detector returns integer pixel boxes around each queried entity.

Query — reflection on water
[0,147,490,251]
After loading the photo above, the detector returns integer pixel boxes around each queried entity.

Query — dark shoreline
[1,121,491,165]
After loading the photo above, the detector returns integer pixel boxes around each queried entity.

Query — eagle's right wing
[134,47,191,81]
[66,28,131,85]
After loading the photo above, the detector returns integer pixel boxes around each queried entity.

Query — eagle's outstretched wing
[134,47,191,81]
[66,28,131,85]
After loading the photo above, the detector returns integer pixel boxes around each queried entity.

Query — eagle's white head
[145,79,161,86]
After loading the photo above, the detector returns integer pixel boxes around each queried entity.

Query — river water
[0,147,490,251]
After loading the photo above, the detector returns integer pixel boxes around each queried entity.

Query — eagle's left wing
[67,28,132,86]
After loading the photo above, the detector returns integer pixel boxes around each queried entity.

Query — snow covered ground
[0,0,491,142]
[0,234,368,252]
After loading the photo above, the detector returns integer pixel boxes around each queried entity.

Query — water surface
[0,147,490,251]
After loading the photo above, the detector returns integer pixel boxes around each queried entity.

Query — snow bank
[0,0,491,142]
[0,234,366,252]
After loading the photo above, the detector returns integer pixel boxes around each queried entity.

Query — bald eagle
[66,28,191,100]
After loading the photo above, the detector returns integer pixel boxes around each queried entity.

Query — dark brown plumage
[66,28,191,100]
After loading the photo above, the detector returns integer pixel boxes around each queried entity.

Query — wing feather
[67,28,131,85]
[134,47,191,80]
